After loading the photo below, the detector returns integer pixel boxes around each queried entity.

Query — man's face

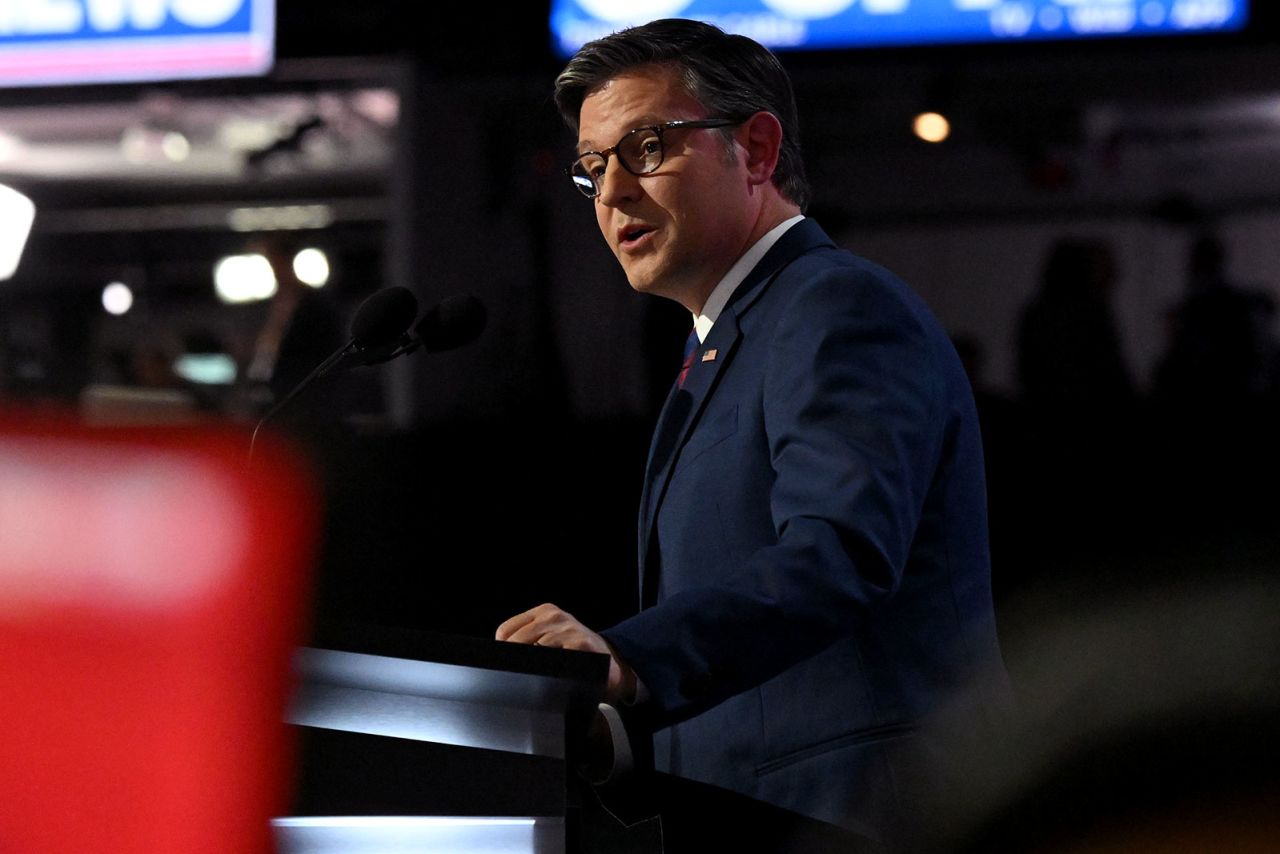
[577,66,757,312]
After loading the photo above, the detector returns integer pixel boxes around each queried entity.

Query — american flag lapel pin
[702,349,718,362]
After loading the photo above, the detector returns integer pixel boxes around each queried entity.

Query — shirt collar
[693,215,805,343]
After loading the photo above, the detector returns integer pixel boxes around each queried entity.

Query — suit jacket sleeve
[603,257,957,729]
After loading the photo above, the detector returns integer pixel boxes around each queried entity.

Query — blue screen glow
[551,0,1249,56]
[1,0,274,88]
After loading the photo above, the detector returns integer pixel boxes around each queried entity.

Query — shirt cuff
[592,702,634,784]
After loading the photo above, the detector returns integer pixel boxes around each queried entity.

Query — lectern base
[273,815,565,854]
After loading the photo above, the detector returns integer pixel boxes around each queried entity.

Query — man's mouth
[619,225,655,249]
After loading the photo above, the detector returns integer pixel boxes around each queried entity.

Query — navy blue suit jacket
[601,219,1005,839]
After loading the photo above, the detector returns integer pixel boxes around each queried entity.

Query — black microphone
[415,293,487,353]
[357,294,486,365]
[344,286,421,365]
[249,286,419,458]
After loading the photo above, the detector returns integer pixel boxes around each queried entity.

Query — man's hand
[496,603,637,704]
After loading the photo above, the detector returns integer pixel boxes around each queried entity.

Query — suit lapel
[642,312,741,531]
[636,219,837,604]
[636,313,740,605]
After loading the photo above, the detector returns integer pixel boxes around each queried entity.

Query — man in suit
[497,19,1006,843]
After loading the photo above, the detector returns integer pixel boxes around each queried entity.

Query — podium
[276,623,883,854]
[274,623,609,854]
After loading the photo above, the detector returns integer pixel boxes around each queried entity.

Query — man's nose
[597,157,641,206]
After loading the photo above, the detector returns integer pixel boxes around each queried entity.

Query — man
[497,19,1005,842]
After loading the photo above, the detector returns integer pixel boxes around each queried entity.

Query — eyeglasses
[567,118,746,199]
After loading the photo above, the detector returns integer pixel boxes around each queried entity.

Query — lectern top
[301,621,609,712]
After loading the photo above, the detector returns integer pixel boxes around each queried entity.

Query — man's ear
[740,111,784,187]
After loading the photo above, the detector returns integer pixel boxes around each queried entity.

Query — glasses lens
[570,155,605,197]
[618,127,664,175]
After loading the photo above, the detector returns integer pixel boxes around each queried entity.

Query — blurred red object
[0,415,317,854]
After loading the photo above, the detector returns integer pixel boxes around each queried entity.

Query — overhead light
[161,132,191,163]
[102,281,134,315]
[227,204,335,232]
[120,125,154,164]
[0,132,25,165]
[219,117,285,151]
[292,248,330,287]
[214,253,277,304]
[121,125,192,165]
[0,183,36,281]
[350,88,401,127]
[913,111,952,143]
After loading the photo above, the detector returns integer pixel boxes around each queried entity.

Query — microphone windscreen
[416,295,486,352]
[349,287,419,348]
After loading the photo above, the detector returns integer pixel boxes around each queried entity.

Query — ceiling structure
[0,82,396,184]
[0,56,399,228]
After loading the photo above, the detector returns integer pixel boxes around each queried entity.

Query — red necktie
[677,329,698,388]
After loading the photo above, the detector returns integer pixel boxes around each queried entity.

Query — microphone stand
[248,339,358,461]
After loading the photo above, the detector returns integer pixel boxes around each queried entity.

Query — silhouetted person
[1150,233,1279,522]
[1013,238,1138,557]
[1154,233,1277,413]
[1017,238,1134,416]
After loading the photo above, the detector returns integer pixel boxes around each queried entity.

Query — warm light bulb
[913,111,951,143]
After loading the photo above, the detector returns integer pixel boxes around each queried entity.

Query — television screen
[0,0,274,88]
[551,0,1249,56]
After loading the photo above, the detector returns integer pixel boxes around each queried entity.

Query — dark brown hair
[554,18,811,212]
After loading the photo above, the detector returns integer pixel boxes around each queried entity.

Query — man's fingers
[496,603,570,643]
[505,621,558,646]
[496,605,608,655]
[495,605,545,641]
[496,605,634,703]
